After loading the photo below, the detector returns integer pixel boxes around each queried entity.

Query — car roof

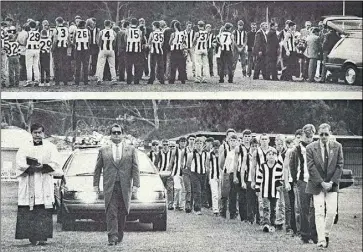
[323,16,362,22]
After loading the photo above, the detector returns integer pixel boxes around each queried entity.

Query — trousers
[194,51,209,82]
[262,197,277,226]
[161,175,174,208]
[296,180,317,240]
[149,53,164,83]
[233,48,247,75]
[182,169,193,211]
[169,50,186,83]
[219,51,233,82]
[8,56,20,86]
[190,172,205,212]
[106,182,126,243]
[74,49,90,84]
[53,47,68,84]
[40,52,50,83]
[313,191,338,243]
[209,178,221,213]
[96,50,116,81]
[25,49,40,82]
[125,52,144,84]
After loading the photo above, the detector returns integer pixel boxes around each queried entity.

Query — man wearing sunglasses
[147,140,159,166]
[93,124,140,246]
[306,123,343,249]
[289,124,317,244]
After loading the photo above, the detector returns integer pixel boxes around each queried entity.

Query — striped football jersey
[75,28,89,51]
[219,31,233,51]
[55,26,69,48]
[171,31,185,51]
[149,30,164,54]
[39,38,52,53]
[99,28,116,51]
[184,29,195,49]
[26,30,40,49]
[233,29,246,46]
[126,27,142,53]
[6,41,20,56]
[195,30,209,51]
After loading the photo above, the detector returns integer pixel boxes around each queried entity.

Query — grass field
[1,181,362,252]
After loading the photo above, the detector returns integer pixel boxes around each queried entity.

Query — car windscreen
[66,151,157,176]
[328,19,362,32]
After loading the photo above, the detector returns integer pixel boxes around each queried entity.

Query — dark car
[323,16,362,85]
[54,147,167,231]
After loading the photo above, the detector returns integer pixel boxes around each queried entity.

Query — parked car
[323,16,362,85]
[54,147,167,231]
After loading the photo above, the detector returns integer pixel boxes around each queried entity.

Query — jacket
[305,140,344,195]
[93,143,140,214]
[253,29,267,56]
[266,30,279,57]
[304,34,322,59]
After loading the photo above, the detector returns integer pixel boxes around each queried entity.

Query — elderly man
[300,21,312,41]
[306,124,343,248]
[289,124,318,244]
[93,124,140,245]
[15,123,63,246]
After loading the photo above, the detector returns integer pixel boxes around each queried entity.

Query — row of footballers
[1,16,315,87]
[147,125,340,249]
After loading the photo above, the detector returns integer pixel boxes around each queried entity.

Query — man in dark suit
[266,22,279,80]
[93,124,140,245]
[246,22,257,77]
[253,22,268,80]
[306,123,343,249]
[304,27,322,82]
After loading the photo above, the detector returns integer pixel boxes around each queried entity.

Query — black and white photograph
[1,0,362,251]
[0,1,362,92]
[1,99,362,251]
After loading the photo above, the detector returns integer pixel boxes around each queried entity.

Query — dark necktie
[324,143,329,171]
[33,141,43,146]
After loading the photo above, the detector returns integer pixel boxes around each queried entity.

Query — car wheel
[344,65,359,85]
[61,204,75,231]
[153,213,167,231]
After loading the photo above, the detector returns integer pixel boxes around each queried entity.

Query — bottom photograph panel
[1,99,362,252]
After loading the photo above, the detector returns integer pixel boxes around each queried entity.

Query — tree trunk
[152,100,160,129]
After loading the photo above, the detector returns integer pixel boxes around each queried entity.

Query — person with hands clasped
[15,123,63,246]
[93,124,140,246]
[306,123,343,249]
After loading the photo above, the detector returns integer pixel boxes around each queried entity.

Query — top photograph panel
[1,1,362,92]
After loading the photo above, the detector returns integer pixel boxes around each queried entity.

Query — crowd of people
[13,121,343,247]
[148,123,343,249]
[1,15,341,87]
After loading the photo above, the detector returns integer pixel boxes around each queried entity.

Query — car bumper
[63,199,166,221]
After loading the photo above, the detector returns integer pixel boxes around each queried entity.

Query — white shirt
[112,142,123,162]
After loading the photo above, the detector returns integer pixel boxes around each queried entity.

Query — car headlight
[136,190,165,202]
[74,192,99,203]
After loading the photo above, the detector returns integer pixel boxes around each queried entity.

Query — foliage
[1,1,362,30]
[1,100,362,140]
